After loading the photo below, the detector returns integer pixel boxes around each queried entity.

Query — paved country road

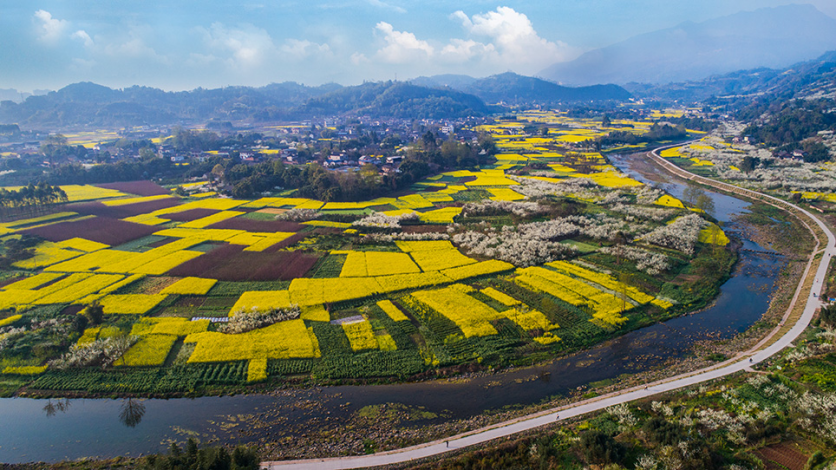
[262,147,836,470]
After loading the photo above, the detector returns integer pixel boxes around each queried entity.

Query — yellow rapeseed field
[247,358,268,382]
[185,319,319,362]
[116,334,178,366]
[342,320,379,351]
[99,294,168,315]
[340,251,421,277]
[160,277,217,295]
[376,300,409,321]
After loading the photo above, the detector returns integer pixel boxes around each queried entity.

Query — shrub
[820,303,836,328]
[220,305,301,334]
[578,430,626,466]
[49,336,138,370]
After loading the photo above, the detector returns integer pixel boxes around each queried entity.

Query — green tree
[696,194,716,217]
[40,134,69,167]
[578,430,625,466]
[739,156,759,173]
[682,183,702,206]
[820,303,836,328]
[84,302,105,326]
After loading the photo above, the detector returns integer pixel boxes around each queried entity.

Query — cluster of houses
[0,114,488,174]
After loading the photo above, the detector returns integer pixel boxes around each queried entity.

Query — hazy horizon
[2,1,835,94]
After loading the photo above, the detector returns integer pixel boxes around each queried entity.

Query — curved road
[263,147,835,470]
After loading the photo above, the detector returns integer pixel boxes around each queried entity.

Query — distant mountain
[540,4,836,85]
[0,82,341,128]
[300,81,493,119]
[464,72,629,103]
[0,89,28,103]
[626,50,836,102]
[410,75,478,90]
[411,72,630,103]
[0,80,493,127]
[0,88,49,104]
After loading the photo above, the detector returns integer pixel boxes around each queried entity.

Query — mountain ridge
[410,72,630,103]
[626,49,836,102]
[0,81,497,127]
[540,4,836,85]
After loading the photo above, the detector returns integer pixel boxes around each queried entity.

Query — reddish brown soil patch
[311,227,343,235]
[67,198,181,219]
[207,218,303,233]
[147,238,180,248]
[60,305,84,316]
[257,208,286,215]
[402,225,447,233]
[0,277,26,288]
[20,217,157,246]
[164,208,219,222]
[95,180,171,196]
[414,185,445,193]
[754,442,810,470]
[168,244,319,281]
[262,233,307,252]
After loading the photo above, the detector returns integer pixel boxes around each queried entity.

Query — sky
[1,0,835,93]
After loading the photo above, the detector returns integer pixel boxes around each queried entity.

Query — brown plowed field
[67,198,180,219]
[263,233,307,252]
[95,180,171,196]
[21,217,157,246]
[402,225,447,233]
[168,244,320,281]
[164,208,220,222]
[207,218,303,233]
[754,442,811,470]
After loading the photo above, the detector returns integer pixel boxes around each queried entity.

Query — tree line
[740,98,836,162]
[215,132,495,200]
[595,122,688,147]
[0,182,68,220]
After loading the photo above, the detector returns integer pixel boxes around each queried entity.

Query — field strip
[261,145,835,470]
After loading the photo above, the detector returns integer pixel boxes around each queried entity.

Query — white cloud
[71,30,94,48]
[185,53,218,68]
[367,0,406,14]
[374,22,434,63]
[360,7,576,78]
[69,57,96,71]
[440,39,495,62]
[103,37,159,59]
[199,23,276,68]
[281,39,332,60]
[450,7,578,72]
[33,10,68,43]
[351,52,369,65]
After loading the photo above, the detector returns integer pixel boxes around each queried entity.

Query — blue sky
[2,1,835,92]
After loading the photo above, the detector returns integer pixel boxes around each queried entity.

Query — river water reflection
[0,153,786,463]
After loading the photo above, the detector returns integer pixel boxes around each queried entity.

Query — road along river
[260,147,834,469]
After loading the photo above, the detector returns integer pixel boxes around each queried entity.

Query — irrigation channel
[0,153,790,464]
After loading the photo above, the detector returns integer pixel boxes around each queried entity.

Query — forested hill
[300,81,493,119]
[0,81,490,128]
[625,49,836,102]
[411,72,631,104]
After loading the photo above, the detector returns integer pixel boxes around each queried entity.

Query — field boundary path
[262,146,835,470]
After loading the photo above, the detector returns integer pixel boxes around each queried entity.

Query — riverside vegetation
[385,304,836,470]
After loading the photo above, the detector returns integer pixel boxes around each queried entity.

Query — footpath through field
[262,147,836,470]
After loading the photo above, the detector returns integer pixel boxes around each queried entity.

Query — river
[0,153,786,463]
